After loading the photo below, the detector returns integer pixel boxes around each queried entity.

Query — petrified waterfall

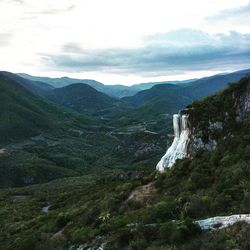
[156,113,190,172]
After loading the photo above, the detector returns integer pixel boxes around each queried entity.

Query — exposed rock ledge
[70,214,250,250]
[196,214,250,230]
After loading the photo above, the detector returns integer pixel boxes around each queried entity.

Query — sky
[0,0,250,85]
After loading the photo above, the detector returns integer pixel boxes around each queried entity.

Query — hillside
[46,83,129,116]
[133,79,197,90]
[123,69,250,115]
[18,73,140,98]
[18,73,104,89]
[0,73,104,186]
[18,69,250,101]
[1,71,54,97]
[0,73,168,187]
[0,77,249,249]
[0,73,62,144]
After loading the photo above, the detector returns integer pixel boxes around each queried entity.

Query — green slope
[0,73,59,144]
[0,77,249,249]
[1,71,54,97]
[0,73,168,187]
[0,73,97,185]
[123,69,250,115]
[46,83,129,116]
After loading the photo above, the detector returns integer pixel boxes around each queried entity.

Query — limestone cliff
[157,76,250,171]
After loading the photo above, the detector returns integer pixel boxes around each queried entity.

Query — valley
[0,70,249,249]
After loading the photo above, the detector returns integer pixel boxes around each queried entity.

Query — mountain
[45,83,129,116]
[123,69,250,114]
[133,79,197,90]
[124,83,187,108]
[18,73,104,89]
[0,72,97,186]
[18,73,140,98]
[157,76,250,170]
[0,72,63,144]
[16,74,199,98]
[1,71,54,97]
[0,72,167,187]
[1,76,249,250]
[181,68,250,99]
[19,69,250,100]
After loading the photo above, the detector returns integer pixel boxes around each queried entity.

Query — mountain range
[14,69,250,118]
[1,68,250,188]
[0,72,249,250]
[16,73,199,98]
[0,71,167,186]
[123,69,250,107]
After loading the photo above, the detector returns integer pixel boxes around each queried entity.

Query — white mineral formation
[196,214,250,230]
[156,114,190,171]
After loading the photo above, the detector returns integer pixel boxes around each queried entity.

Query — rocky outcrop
[157,77,250,172]
[69,236,105,250]
[156,110,223,171]
[235,81,250,122]
[156,113,190,171]
[196,214,250,230]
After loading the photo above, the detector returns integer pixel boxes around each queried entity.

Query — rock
[156,113,190,171]
[196,214,250,230]
[0,148,9,157]
[127,183,156,202]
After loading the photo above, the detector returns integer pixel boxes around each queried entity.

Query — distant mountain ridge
[16,69,250,120]
[17,73,197,98]
[18,69,250,100]
[123,69,250,114]
[18,73,140,98]
[46,83,129,116]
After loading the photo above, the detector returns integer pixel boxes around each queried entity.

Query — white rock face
[196,214,250,230]
[156,114,190,172]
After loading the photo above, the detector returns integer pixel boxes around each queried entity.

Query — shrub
[56,212,70,229]
[128,238,148,250]
[70,227,96,243]
[107,228,133,249]
[158,221,175,243]
[153,201,173,222]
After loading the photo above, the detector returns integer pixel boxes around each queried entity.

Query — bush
[153,201,173,222]
[128,238,147,250]
[158,221,175,243]
[154,172,167,189]
[70,227,96,243]
[56,212,70,228]
[107,228,133,249]
[184,197,209,218]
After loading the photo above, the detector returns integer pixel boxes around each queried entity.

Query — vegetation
[46,83,129,116]
[122,69,250,117]
[0,76,249,249]
[0,72,170,187]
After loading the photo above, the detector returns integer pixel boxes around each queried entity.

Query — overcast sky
[0,0,250,85]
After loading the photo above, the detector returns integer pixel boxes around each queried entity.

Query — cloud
[206,2,250,23]
[10,0,24,4]
[38,4,75,15]
[18,1,76,17]
[43,29,250,76]
[62,42,84,53]
[0,33,13,47]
